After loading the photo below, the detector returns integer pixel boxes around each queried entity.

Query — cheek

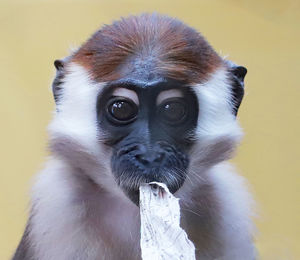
[98,119,133,146]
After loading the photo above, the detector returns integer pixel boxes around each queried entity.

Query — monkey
[12,13,257,260]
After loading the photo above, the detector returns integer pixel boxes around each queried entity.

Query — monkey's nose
[135,151,165,166]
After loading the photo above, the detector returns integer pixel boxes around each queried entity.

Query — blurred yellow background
[0,0,299,259]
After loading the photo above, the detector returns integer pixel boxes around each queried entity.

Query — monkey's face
[97,81,199,203]
[49,14,247,205]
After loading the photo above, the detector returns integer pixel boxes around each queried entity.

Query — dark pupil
[162,102,186,122]
[110,101,136,121]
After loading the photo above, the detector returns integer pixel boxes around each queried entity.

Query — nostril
[117,144,139,157]
[135,152,165,166]
[135,154,150,166]
[154,152,165,163]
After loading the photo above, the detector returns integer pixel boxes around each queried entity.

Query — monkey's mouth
[111,142,189,205]
[116,169,186,205]
[119,176,185,206]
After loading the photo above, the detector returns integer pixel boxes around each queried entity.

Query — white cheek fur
[49,63,101,156]
[48,63,122,195]
[193,66,242,141]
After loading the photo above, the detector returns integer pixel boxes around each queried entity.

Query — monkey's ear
[52,59,66,104]
[54,59,64,70]
[227,61,247,116]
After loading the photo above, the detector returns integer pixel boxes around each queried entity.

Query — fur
[72,13,222,84]
[13,14,256,260]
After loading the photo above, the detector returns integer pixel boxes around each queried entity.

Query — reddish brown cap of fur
[72,13,223,84]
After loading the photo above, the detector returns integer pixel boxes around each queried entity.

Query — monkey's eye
[106,97,138,124]
[158,98,187,125]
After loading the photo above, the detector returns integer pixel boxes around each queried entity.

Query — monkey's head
[49,14,246,204]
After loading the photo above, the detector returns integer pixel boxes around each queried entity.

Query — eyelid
[112,88,139,106]
[157,97,186,106]
[156,89,183,105]
[110,96,139,109]
[108,96,139,110]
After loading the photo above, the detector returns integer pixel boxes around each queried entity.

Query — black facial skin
[97,78,199,204]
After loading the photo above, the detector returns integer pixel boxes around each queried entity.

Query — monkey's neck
[67,160,220,258]
[30,158,141,259]
[31,158,253,259]
[68,163,142,255]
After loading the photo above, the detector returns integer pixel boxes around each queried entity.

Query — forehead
[71,14,223,84]
[106,76,185,91]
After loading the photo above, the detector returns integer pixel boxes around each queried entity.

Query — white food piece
[139,182,196,260]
